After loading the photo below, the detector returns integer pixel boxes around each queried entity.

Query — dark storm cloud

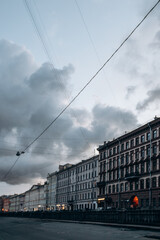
[0,40,138,185]
[136,88,160,111]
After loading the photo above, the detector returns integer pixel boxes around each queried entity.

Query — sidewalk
[46,219,160,231]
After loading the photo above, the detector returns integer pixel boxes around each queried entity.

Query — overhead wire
[23,0,92,150]
[74,0,118,104]
[2,0,160,181]
[22,0,160,152]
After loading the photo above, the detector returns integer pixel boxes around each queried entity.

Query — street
[0,217,160,240]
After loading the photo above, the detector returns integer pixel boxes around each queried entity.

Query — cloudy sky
[0,0,160,195]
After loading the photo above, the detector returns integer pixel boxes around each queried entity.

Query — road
[0,217,160,240]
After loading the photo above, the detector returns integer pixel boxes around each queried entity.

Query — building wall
[24,184,47,211]
[47,172,57,210]
[97,117,160,209]
[56,156,99,210]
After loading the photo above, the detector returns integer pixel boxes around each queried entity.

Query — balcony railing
[125,172,140,181]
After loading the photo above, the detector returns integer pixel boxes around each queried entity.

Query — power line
[23,0,92,150]
[22,0,160,151]
[3,0,160,180]
[1,156,20,181]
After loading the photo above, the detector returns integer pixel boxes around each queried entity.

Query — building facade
[47,171,57,210]
[56,155,99,210]
[97,117,160,209]
[24,183,48,211]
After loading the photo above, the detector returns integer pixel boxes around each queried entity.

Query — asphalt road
[0,217,160,240]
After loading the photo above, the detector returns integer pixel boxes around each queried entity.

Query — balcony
[125,172,140,181]
[97,181,106,187]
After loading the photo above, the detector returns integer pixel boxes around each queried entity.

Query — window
[113,171,115,180]
[147,145,150,157]
[141,147,145,158]
[131,139,134,147]
[146,178,150,189]
[126,153,129,164]
[146,161,150,173]
[121,143,124,151]
[125,182,128,191]
[112,185,115,193]
[130,182,133,191]
[109,149,112,157]
[116,184,119,192]
[121,169,124,178]
[130,151,134,161]
[152,159,157,171]
[141,135,145,143]
[117,145,119,154]
[136,137,139,146]
[113,158,116,168]
[113,147,116,155]
[130,165,134,173]
[108,186,111,193]
[153,144,157,155]
[120,183,123,192]
[121,155,124,165]
[141,162,144,174]
[159,176,160,187]
[135,181,139,190]
[109,160,112,169]
[135,164,139,173]
[135,150,139,160]
[126,166,129,174]
[140,179,144,189]
[126,142,129,149]
[117,170,119,179]
[152,177,156,188]
[153,129,157,139]
[147,132,150,141]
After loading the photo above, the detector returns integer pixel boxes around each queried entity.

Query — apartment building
[10,194,25,212]
[56,155,99,210]
[97,117,160,209]
[47,171,57,210]
[24,183,48,211]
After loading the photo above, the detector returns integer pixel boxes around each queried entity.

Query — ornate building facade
[97,117,160,209]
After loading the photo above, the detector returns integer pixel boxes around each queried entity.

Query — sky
[0,0,160,195]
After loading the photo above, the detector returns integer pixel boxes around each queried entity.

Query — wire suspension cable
[3,0,160,180]
[23,0,160,152]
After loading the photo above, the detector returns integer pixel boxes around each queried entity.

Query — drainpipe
[148,123,152,208]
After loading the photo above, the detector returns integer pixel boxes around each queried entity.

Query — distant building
[3,196,10,212]
[47,171,57,210]
[24,183,48,211]
[97,117,160,209]
[10,193,25,212]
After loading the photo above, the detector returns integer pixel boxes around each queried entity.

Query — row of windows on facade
[99,161,159,182]
[107,176,160,194]
[58,192,97,203]
[100,145,159,172]
[57,181,96,193]
[58,161,98,180]
[100,129,159,160]
[58,171,97,187]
